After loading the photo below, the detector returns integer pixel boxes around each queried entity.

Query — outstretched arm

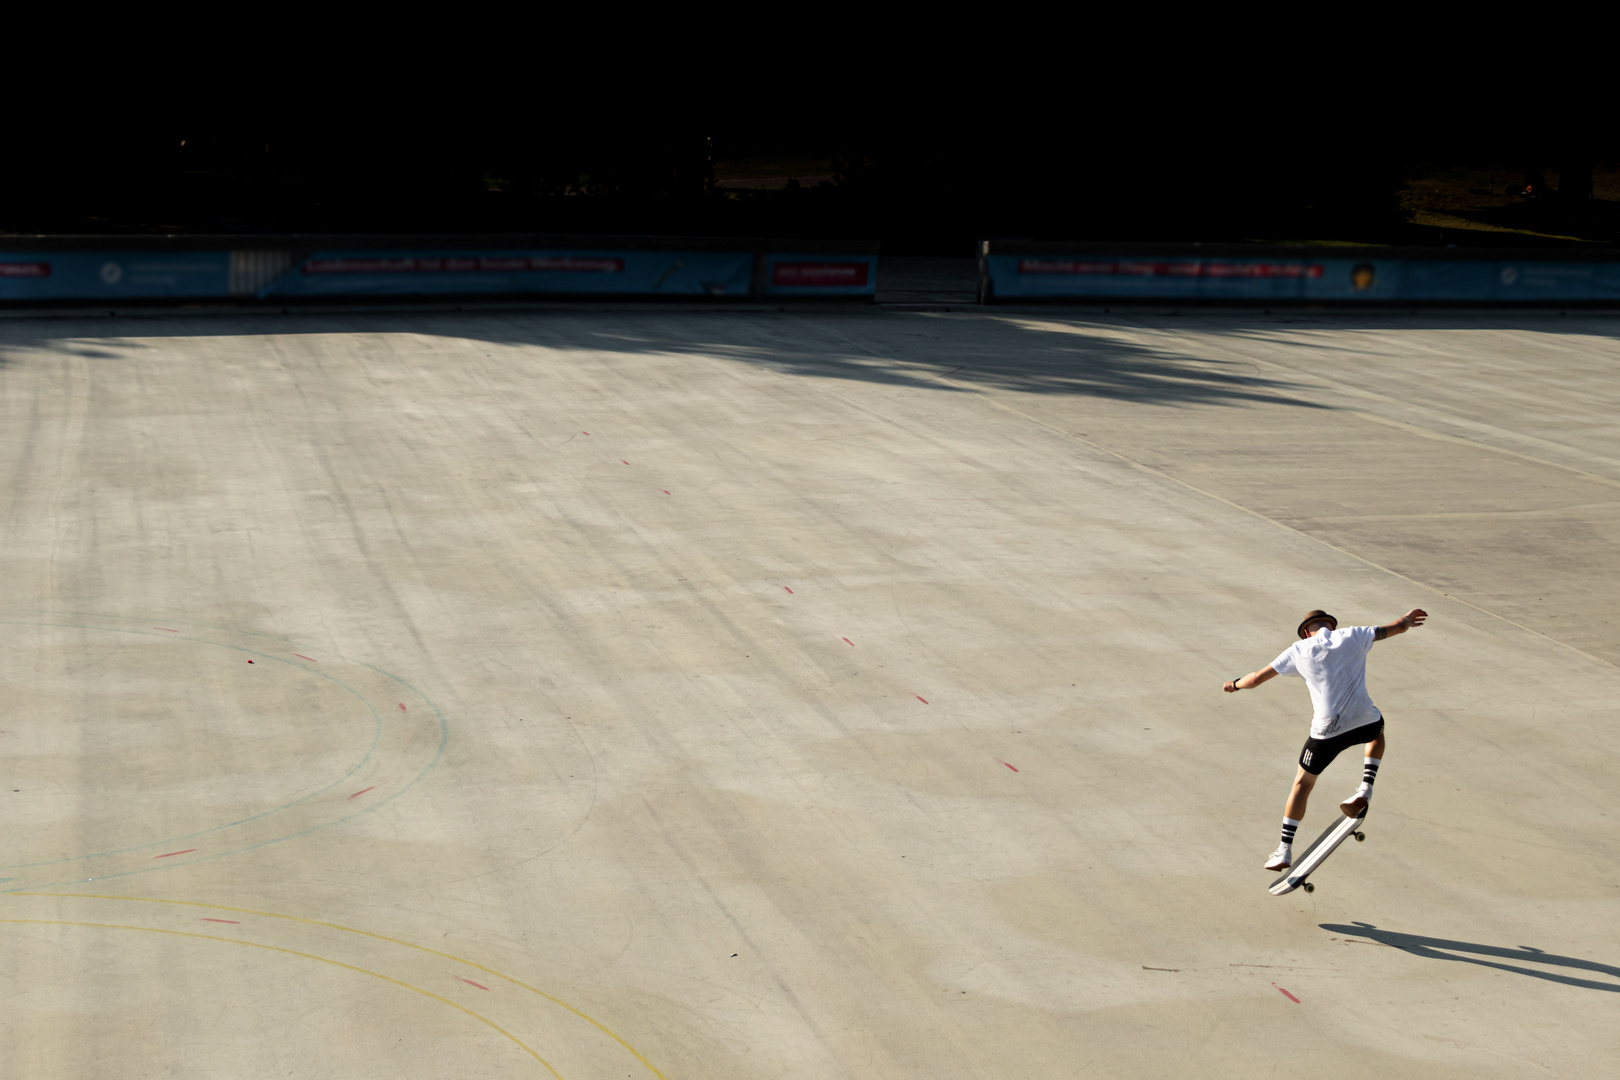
[1374,608,1428,641]
[1224,666,1279,693]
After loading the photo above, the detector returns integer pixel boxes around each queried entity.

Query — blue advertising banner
[260,249,754,299]
[987,254,1332,300]
[762,253,879,297]
[0,236,881,306]
[1395,260,1620,301]
[0,251,231,301]
[983,251,1620,303]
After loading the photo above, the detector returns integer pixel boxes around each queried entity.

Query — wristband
[1231,676,1243,690]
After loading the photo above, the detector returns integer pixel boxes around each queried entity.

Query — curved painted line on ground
[6,687,447,893]
[0,620,385,871]
[0,917,562,1078]
[18,892,666,1080]
[15,610,324,647]
[0,617,448,891]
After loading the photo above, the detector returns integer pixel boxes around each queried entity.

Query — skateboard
[1269,807,1367,895]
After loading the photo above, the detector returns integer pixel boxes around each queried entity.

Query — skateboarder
[1223,607,1427,871]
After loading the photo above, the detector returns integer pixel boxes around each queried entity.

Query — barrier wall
[979,242,1620,304]
[0,251,232,301]
[0,235,880,305]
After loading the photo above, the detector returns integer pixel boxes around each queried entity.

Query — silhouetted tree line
[4,111,1614,249]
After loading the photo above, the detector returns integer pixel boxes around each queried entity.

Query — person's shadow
[1322,921,1620,992]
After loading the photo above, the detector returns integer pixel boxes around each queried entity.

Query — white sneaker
[1264,843,1292,871]
[1340,793,1369,817]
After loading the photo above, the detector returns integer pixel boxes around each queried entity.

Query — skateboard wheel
[1354,832,1366,841]
[1302,882,1314,893]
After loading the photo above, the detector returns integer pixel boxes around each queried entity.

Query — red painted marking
[201,918,240,924]
[915,695,929,704]
[349,786,376,799]
[155,849,196,859]
[662,490,670,495]
[622,460,629,464]
[246,660,254,664]
[155,627,178,632]
[1002,761,1019,772]
[456,977,491,991]
[842,637,854,646]
[783,587,793,594]
[1273,983,1300,1003]
[398,703,407,712]
[773,261,870,287]
[294,654,316,662]
[582,431,590,435]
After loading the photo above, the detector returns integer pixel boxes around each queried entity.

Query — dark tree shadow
[4,308,1619,411]
[530,313,1334,407]
[0,309,1338,410]
[1323,921,1620,993]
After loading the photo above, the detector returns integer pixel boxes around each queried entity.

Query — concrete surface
[2,307,1618,1078]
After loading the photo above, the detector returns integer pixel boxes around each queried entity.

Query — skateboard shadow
[1321,921,1620,993]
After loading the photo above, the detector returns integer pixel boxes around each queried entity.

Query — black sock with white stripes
[1280,817,1300,847]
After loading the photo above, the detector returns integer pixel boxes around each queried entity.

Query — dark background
[5,104,1615,252]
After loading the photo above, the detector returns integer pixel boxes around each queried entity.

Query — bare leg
[1284,766,1317,821]
[1366,732,1386,759]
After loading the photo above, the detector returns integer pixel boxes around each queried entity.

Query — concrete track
[2,307,1618,1078]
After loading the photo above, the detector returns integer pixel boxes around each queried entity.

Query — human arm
[1373,608,1428,641]
[1223,666,1280,693]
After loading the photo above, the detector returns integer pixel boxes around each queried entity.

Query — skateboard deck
[1269,807,1367,895]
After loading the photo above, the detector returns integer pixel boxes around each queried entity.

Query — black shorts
[1298,716,1384,775]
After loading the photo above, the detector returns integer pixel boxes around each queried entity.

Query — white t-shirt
[1270,625,1382,739]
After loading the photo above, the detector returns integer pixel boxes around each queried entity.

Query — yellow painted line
[0,918,563,1079]
[15,893,666,1080]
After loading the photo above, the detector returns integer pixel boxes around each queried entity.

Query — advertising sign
[764,254,878,296]
[261,249,754,298]
[0,252,230,301]
[984,250,1620,303]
